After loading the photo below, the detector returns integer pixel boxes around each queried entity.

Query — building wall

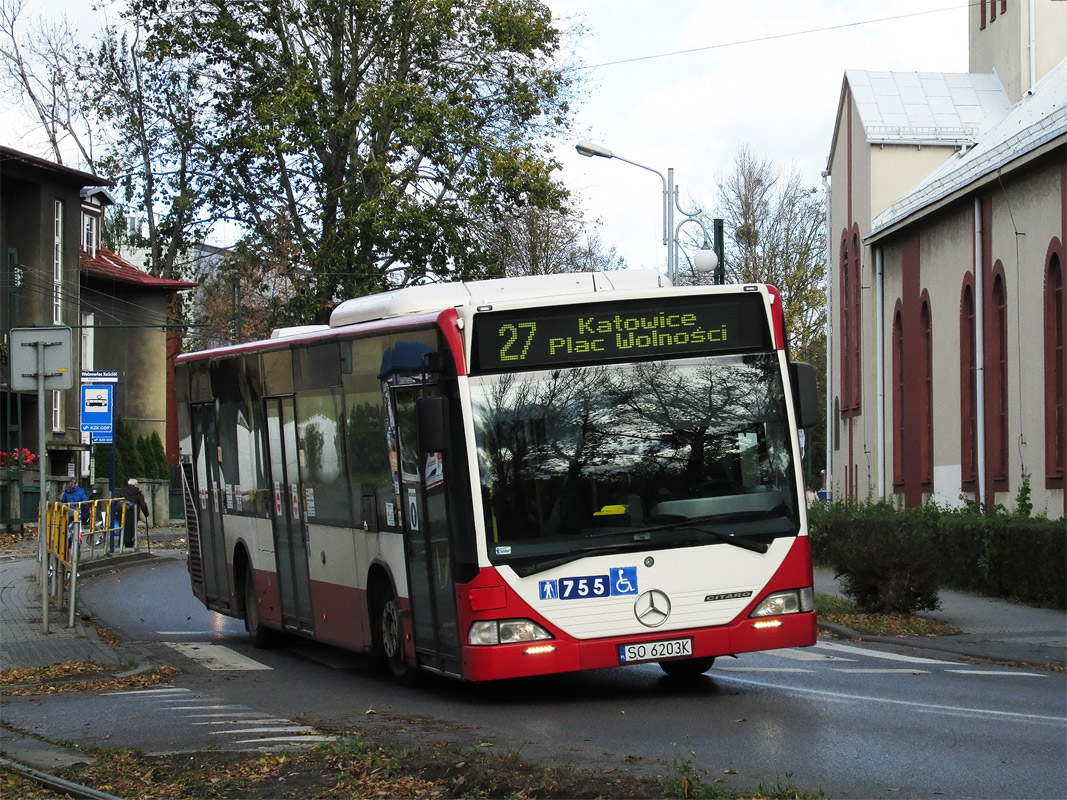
[873,151,1066,518]
[969,0,1067,103]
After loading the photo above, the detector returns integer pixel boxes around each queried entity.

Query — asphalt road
[6,555,1063,799]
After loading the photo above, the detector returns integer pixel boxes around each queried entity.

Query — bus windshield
[470,352,801,573]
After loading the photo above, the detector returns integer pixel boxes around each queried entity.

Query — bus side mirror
[416,395,449,452]
[790,362,820,429]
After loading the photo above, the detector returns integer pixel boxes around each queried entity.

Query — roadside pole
[9,327,73,633]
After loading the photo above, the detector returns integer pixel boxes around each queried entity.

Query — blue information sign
[80,384,114,434]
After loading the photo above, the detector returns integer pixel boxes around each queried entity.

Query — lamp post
[576,141,723,283]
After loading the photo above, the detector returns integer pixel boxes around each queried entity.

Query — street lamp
[576,140,724,283]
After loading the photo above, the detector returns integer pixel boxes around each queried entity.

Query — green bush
[811,500,941,614]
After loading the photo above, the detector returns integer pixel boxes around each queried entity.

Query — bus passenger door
[190,402,230,611]
[388,384,461,676]
[264,396,314,634]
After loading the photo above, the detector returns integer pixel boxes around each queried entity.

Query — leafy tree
[132,0,576,322]
[86,19,213,282]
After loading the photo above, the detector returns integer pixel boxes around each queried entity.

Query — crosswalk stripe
[164,642,271,670]
[814,640,957,664]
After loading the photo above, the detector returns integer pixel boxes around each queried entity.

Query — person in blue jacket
[61,477,90,526]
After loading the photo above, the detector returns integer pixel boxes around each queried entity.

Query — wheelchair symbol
[612,567,637,595]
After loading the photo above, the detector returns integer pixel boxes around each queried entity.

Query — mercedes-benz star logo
[634,589,671,627]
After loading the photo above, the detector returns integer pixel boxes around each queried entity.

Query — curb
[816,621,1063,671]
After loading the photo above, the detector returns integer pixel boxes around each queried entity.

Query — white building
[826,0,1066,518]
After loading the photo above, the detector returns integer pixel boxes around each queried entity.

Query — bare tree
[0,0,96,165]
[713,145,827,480]
[715,145,826,359]
[485,205,626,277]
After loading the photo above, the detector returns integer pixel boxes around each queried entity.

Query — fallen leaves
[0,661,179,696]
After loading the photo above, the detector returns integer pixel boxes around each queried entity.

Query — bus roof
[328,270,671,328]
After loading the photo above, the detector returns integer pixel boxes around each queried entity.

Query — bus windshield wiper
[510,546,627,577]
[628,515,771,554]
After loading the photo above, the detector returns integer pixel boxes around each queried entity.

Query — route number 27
[498,322,537,362]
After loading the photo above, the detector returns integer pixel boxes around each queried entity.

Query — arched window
[850,232,862,412]
[839,229,862,416]
[892,309,904,487]
[1047,254,1065,488]
[991,273,1008,484]
[960,281,978,491]
[920,300,933,488]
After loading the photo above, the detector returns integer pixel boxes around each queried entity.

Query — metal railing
[43,499,140,627]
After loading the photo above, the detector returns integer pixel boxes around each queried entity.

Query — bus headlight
[468,619,554,646]
[750,587,814,617]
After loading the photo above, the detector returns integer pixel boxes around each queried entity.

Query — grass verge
[816,592,962,637]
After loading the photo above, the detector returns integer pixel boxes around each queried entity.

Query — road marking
[193,718,294,726]
[713,675,1067,725]
[765,647,855,661]
[946,670,1048,677]
[716,667,813,673]
[209,726,315,735]
[814,640,957,664]
[164,642,271,670]
[232,735,336,745]
[833,668,930,674]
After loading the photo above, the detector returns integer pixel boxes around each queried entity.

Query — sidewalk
[1,527,187,671]
[813,567,1066,669]
[1,527,188,772]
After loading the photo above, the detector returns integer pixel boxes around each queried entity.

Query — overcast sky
[546,0,969,270]
[8,0,970,266]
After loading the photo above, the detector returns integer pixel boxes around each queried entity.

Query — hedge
[809,499,1065,612]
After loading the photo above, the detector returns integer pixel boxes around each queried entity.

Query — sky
[7,0,970,269]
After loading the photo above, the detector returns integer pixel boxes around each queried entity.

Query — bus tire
[244,565,277,648]
[376,586,418,686]
[658,657,715,678]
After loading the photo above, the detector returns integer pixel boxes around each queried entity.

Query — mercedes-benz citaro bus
[175,270,820,684]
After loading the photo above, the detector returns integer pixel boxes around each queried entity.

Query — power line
[574,4,966,71]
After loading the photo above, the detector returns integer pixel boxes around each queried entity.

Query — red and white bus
[175,270,820,683]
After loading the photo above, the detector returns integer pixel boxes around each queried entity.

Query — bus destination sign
[473,294,771,372]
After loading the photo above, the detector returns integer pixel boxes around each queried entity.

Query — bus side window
[361,485,379,532]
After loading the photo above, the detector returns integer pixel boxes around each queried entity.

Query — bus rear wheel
[376,587,417,685]
[659,657,715,678]
[244,565,277,648]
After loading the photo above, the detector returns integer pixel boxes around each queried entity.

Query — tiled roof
[80,246,197,290]
[870,59,1067,235]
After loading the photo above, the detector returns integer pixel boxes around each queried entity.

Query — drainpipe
[1029,0,1037,94]
[821,170,832,493]
[875,246,885,502]
[974,198,987,507]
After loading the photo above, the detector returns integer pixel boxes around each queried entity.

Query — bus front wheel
[376,587,417,685]
[659,657,715,678]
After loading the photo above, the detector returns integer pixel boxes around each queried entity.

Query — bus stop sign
[80,384,114,434]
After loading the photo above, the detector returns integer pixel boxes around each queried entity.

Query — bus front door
[264,396,314,635]
[388,384,461,676]
[190,403,230,612]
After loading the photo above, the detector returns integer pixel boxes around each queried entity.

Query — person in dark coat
[118,478,150,547]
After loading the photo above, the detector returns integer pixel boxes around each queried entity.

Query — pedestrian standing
[118,478,150,548]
